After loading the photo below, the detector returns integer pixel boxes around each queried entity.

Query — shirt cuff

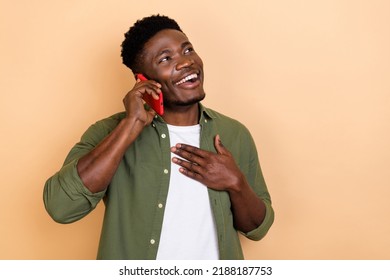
[59,159,106,206]
[240,200,274,241]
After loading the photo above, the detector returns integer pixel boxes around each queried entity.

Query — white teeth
[175,73,198,85]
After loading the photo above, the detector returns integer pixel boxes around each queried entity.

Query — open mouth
[175,73,199,86]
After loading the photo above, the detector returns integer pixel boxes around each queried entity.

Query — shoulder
[80,112,126,144]
[203,106,258,157]
[94,112,126,129]
[204,107,251,136]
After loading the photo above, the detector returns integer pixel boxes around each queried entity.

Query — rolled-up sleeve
[236,125,275,241]
[43,158,106,224]
[240,199,274,241]
[43,118,116,224]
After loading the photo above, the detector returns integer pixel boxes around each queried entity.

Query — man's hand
[122,78,161,127]
[77,79,162,194]
[171,134,266,233]
[171,134,244,192]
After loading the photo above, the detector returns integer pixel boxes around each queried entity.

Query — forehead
[143,29,190,56]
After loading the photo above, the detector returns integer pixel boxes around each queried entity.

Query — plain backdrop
[1,0,389,259]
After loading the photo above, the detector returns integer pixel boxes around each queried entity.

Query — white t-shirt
[156,124,219,260]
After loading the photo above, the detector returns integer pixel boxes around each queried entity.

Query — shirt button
[152,123,156,127]
[205,119,208,123]
[158,203,163,208]
[163,169,169,174]
[150,239,155,245]
[161,133,166,138]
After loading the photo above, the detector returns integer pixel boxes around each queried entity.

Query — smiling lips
[175,73,198,85]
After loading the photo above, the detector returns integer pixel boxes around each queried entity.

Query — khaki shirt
[43,104,274,259]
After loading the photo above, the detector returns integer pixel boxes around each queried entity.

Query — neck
[162,104,200,126]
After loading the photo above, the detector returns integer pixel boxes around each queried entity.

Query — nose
[176,55,194,70]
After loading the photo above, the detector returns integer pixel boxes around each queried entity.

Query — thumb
[214,134,227,155]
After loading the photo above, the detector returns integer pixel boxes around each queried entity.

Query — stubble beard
[164,92,206,108]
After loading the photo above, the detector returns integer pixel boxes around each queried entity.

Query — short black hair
[121,14,182,72]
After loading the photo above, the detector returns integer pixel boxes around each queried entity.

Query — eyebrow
[181,41,191,49]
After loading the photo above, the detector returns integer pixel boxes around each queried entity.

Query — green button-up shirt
[43,104,274,259]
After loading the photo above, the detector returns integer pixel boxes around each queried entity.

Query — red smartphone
[136,74,164,115]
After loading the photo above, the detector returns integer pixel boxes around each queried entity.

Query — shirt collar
[199,103,215,120]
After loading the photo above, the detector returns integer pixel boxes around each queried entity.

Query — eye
[158,56,171,64]
[184,47,194,54]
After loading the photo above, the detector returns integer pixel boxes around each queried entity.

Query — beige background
[1,0,389,259]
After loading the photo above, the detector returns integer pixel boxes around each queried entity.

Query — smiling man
[43,15,274,260]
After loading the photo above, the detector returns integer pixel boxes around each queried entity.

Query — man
[43,15,274,260]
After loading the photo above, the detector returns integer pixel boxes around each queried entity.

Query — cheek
[160,82,176,99]
[161,84,172,95]
[194,54,203,67]
[155,67,172,84]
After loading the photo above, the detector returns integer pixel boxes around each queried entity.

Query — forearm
[228,174,266,233]
[77,117,143,193]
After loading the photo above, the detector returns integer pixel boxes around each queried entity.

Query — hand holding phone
[136,74,164,115]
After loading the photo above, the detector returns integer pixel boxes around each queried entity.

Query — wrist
[118,117,144,144]
[227,172,248,195]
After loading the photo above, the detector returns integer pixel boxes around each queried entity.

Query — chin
[165,92,206,108]
[174,93,205,107]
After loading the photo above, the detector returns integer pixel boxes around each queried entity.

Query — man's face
[140,29,205,110]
